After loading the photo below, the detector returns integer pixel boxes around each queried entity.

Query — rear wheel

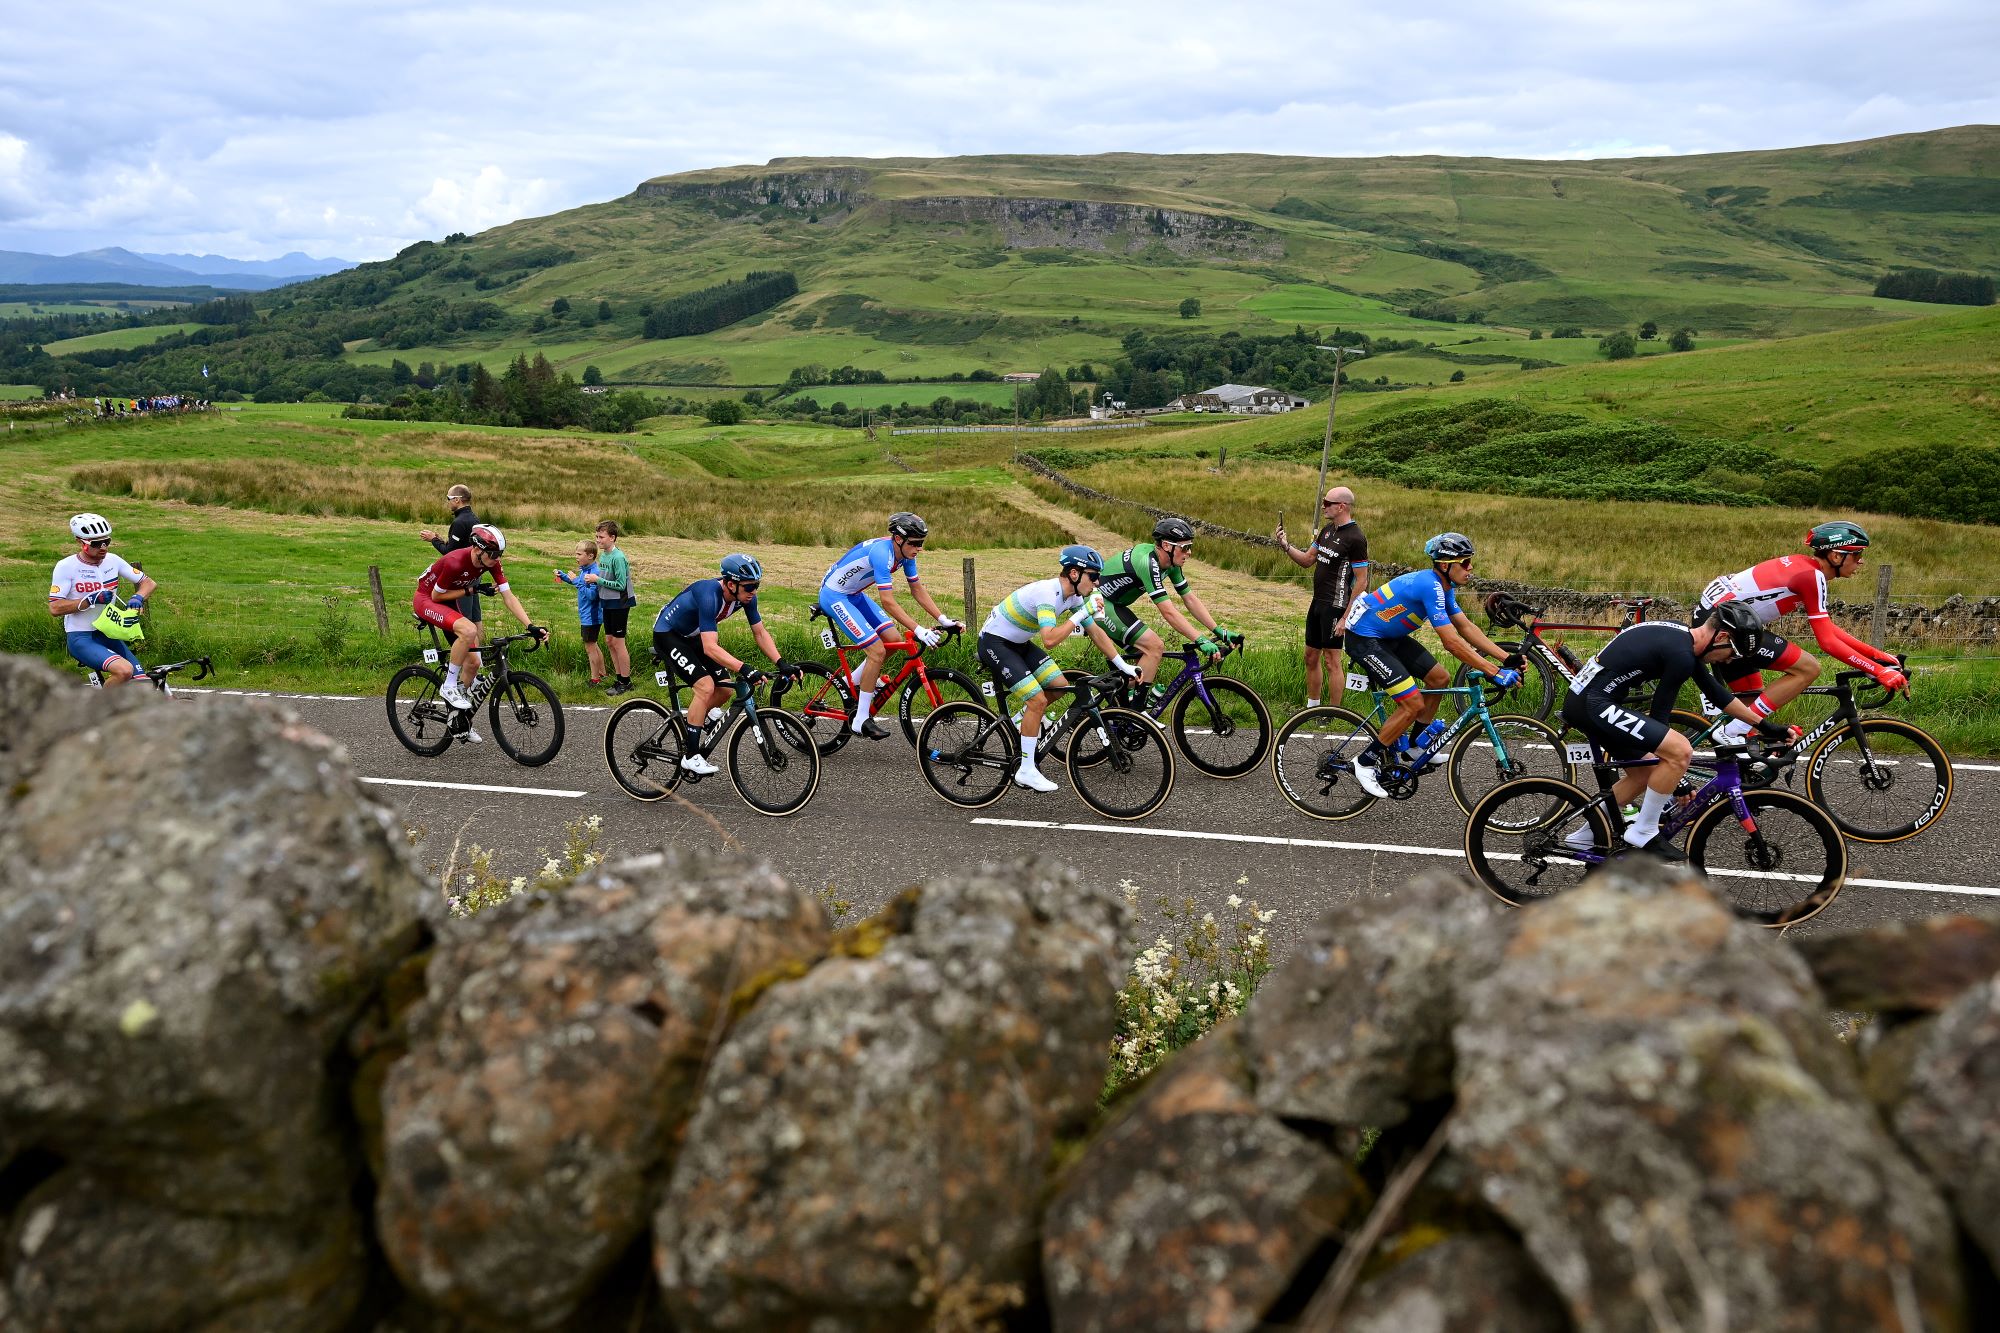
[386,664,454,757]
[898,667,984,747]
[488,670,564,767]
[1445,713,1572,818]
[1803,717,1953,843]
[1067,707,1175,820]
[1269,705,1380,821]
[602,697,684,801]
[917,701,1016,809]
[727,707,822,816]
[781,661,855,756]
[1170,677,1271,778]
[1463,777,1612,908]
[1685,788,1846,927]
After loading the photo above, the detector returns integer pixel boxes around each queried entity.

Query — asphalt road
[186,686,2000,954]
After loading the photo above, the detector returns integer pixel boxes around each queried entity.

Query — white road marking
[362,777,587,798]
[970,817,2000,899]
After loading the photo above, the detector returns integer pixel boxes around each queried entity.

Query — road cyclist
[1340,532,1524,798]
[49,512,155,688]
[816,512,964,741]
[412,523,548,713]
[647,554,796,777]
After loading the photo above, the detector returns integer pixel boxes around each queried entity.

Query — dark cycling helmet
[1707,601,1763,658]
[1482,591,1522,628]
[69,512,113,541]
[469,523,505,555]
[1805,520,1870,556]
[1425,531,1475,562]
[1152,515,1195,544]
[888,512,928,540]
[1058,544,1104,574]
[720,553,763,582]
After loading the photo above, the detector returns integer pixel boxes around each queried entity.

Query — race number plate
[980,681,996,697]
[1345,672,1370,691]
[1700,692,1723,716]
[1564,741,1595,765]
[422,648,439,664]
[655,670,672,688]
[820,628,836,651]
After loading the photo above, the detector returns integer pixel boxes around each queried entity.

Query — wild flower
[1103,891,1277,1102]
[441,815,606,917]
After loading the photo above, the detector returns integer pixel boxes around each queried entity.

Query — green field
[771,381,1028,409]
[0,384,41,400]
[40,322,204,355]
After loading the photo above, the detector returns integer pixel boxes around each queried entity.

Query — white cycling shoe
[680,752,721,776]
[1013,765,1060,793]
[439,682,473,711]
[1351,760,1390,799]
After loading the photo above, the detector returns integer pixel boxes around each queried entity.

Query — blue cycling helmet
[719,553,763,582]
[1425,531,1474,563]
[1058,544,1104,574]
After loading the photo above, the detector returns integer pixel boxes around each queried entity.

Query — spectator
[555,537,607,685]
[420,485,481,630]
[1275,485,1369,709]
[586,519,635,694]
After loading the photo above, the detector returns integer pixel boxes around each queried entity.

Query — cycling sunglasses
[85,538,113,550]
[1161,541,1194,554]
[733,581,761,594]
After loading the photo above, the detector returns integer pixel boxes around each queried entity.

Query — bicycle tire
[917,701,1017,809]
[1445,713,1572,819]
[1451,641,1557,722]
[785,660,855,756]
[1685,788,1846,927]
[1067,706,1175,820]
[386,664,455,758]
[602,697,684,801]
[487,670,564,767]
[898,666,984,748]
[1463,777,1613,908]
[1269,705,1380,822]
[726,707,822,816]
[1170,676,1272,778]
[1803,716,1953,844]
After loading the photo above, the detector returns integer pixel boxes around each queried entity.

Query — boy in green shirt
[586,519,636,693]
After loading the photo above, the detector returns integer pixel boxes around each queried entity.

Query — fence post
[1871,563,1892,648]
[962,556,978,624]
[368,565,390,636]
[1218,446,1226,471]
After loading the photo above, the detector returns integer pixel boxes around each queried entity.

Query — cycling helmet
[1425,531,1475,563]
[69,513,113,541]
[1152,516,1195,545]
[720,553,763,582]
[1707,601,1763,658]
[1058,544,1104,575]
[1482,591,1522,628]
[888,511,929,540]
[469,523,505,555]
[1805,520,1870,556]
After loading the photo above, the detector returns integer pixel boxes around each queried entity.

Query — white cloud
[405,166,554,237]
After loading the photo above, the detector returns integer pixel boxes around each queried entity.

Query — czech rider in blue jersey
[816,512,964,740]
[1341,532,1522,798]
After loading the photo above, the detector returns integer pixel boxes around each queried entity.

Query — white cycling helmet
[469,523,505,555]
[69,513,113,541]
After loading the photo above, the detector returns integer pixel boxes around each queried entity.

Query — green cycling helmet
[1805,520,1870,556]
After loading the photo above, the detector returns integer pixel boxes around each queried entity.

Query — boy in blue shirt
[554,538,606,685]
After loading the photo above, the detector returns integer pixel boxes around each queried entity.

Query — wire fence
[890,421,1154,436]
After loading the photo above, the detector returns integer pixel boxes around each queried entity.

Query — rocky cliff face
[3,650,1998,1332]
[634,169,868,211]
[891,195,1284,258]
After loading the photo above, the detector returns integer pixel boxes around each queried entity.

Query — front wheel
[386,664,454,757]
[917,701,1017,809]
[727,707,822,816]
[1685,789,1846,928]
[1463,777,1613,908]
[897,667,984,747]
[1170,677,1271,778]
[1067,707,1175,820]
[783,661,855,756]
[488,670,564,766]
[602,697,684,801]
[1803,717,1953,843]
[1446,713,1572,818]
[1269,705,1379,821]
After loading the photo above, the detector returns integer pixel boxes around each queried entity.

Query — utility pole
[1313,345,1367,506]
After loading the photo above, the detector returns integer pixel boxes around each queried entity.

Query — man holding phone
[1275,485,1367,709]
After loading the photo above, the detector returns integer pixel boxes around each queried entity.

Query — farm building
[1171,383,1307,413]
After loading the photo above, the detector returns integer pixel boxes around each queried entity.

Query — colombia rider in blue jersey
[816,512,963,740]
[654,554,793,777]
[1341,532,1522,798]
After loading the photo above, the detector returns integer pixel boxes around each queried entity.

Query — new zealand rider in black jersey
[1558,604,1771,859]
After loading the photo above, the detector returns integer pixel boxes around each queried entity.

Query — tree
[1599,330,1638,360]
[390,358,413,385]
[1449,370,1466,382]
[1179,297,1202,319]
[582,364,602,386]
[1668,327,1696,352]
[597,299,612,321]
[1528,329,1543,340]
[550,297,571,316]
[1639,320,1659,340]
[704,398,744,425]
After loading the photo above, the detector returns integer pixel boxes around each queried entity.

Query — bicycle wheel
[1269,706,1380,821]
[386,664,455,757]
[1803,717,1953,843]
[727,707,822,816]
[898,667,984,747]
[1445,713,1573,818]
[1067,707,1175,820]
[602,697,684,801]
[1463,777,1613,908]
[1170,677,1271,779]
[1686,789,1847,928]
[917,701,1016,809]
[488,670,564,767]
[783,661,855,756]
[1451,641,1556,722]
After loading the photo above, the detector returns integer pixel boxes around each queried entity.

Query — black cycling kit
[1560,622,1736,760]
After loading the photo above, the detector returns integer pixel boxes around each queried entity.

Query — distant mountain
[0,246,356,289]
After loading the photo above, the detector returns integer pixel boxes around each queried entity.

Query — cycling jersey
[1698,554,1893,677]
[982,578,1086,644]
[1567,621,1738,719]
[1310,520,1369,608]
[50,552,143,632]
[1097,542,1188,609]
[417,547,507,599]
[1343,570,1460,640]
[820,537,918,597]
[655,578,762,637]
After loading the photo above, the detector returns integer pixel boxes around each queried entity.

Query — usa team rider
[50,513,154,688]
[413,524,547,710]
[1342,532,1522,798]
[651,554,793,776]
[1095,516,1241,710]
[817,512,963,739]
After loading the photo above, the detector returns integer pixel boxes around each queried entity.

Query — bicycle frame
[1344,672,1516,770]
[1135,641,1244,720]
[1682,665,1880,753]
[1568,745,1755,860]
[804,611,958,715]
[1500,596,1656,687]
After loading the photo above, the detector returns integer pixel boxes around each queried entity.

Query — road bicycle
[1462,735,1847,927]
[1668,656,1951,844]
[1452,591,1660,721]
[1269,670,1573,822]
[785,609,981,755]
[602,662,820,817]
[1103,638,1272,779]
[916,668,1175,820]
[85,653,213,697]
[385,623,564,766]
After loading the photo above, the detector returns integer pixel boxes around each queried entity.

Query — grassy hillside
[40,322,204,355]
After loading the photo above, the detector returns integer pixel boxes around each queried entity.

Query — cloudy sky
[2,0,1995,261]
